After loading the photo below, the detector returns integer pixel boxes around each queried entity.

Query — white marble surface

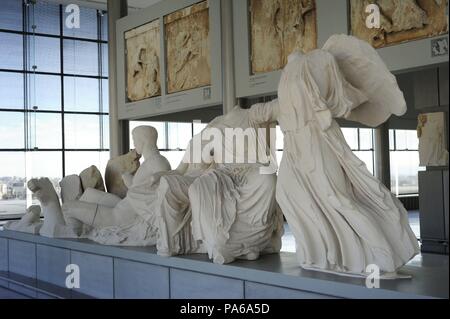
[186,105,283,264]
[281,211,421,253]
[4,178,76,238]
[63,126,171,246]
[79,166,106,192]
[273,35,419,276]
[3,206,42,234]
[105,150,141,199]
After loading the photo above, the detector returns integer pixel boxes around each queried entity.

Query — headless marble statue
[62,126,171,245]
[155,105,284,263]
[269,35,419,277]
[189,105,284,264]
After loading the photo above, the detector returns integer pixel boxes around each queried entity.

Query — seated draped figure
[155,104,284,263]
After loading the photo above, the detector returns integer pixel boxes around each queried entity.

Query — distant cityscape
[0,176,61,217]
[0,177,27,200]
[391,175,420,196]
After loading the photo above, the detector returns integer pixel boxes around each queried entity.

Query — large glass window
[0,32,23,70]
[390,130,421,196]
[128,123,378,176]
[63,39,99,76]
[27,35,61,73]
[0,0,23,31]
[31,0,61,35]
[0,152,26,216]
[65,114,102,149]
[168,123,192,150]
[65,151,109,177]
[0,112,25,149]
[63,6,98,39]
[341,128,375,175]
[0,72,24,109]
[29,112,63,149]
[0,1,109,220]
[64,76,100,112]
[29,74,62,111]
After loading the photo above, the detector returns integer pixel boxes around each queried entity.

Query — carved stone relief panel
[351,0,448,49]
[125,19,161,102]
[249,0,317,75]
[418,112,449,167]
[164,1,211,94]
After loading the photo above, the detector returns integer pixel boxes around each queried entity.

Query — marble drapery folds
[274,35,419,276]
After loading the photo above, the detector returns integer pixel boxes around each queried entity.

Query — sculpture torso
[131,152,171,188]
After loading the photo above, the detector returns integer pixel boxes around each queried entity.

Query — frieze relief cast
[351,0,448,48]
[418,112,449,166]
[165,0,211,94]
[249,0,317,74]
[125,19,161,102]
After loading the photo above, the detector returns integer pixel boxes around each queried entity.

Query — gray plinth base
[0,230,448,299]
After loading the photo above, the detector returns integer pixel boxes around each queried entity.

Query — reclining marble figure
[62,126,171,245]
[3,205,42,234]
[5,178,77,238]
[266,34,419,277]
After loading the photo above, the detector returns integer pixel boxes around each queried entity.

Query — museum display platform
[0,230,448,299]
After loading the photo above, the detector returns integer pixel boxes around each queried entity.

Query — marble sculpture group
[4,35,420,278]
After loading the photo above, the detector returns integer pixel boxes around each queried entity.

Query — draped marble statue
[62,126,171,245]
[264,34,419,277]
[188,105,283,264]
[150,144,212,257]
[154,105,284,263]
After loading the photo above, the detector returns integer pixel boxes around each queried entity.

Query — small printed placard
[249,74,268,88]
[203,87,211,100]
[154,97,162,108]
[431,37,448,57]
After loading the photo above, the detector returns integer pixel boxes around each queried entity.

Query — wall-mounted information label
[125,104,134,111]
[203,87,211,100]
[154,97,162,108]
[431,37,448,57]
[249,74,268,88]
[165,92,188,104]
